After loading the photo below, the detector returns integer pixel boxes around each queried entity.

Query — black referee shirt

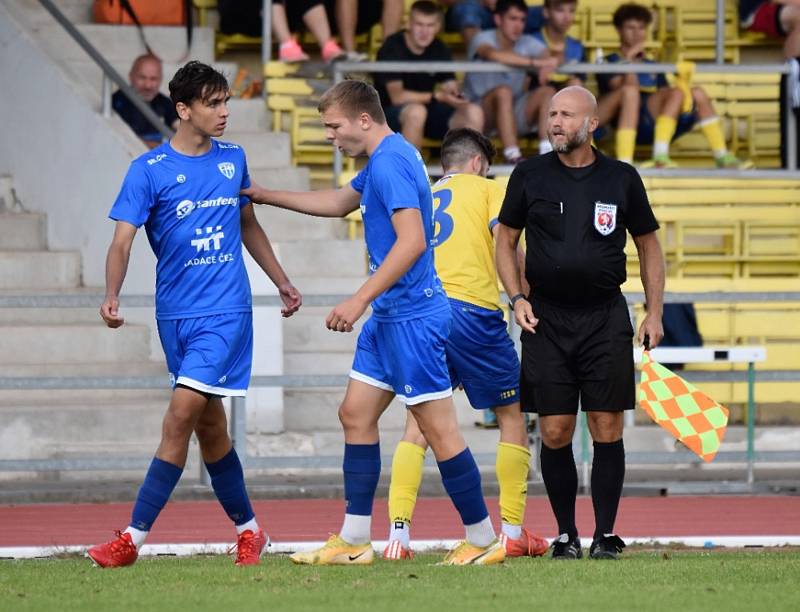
[498,149,659,308]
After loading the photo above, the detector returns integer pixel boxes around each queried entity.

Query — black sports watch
[509,293,526,308]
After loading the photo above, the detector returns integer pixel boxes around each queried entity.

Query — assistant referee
[496,86,665,560]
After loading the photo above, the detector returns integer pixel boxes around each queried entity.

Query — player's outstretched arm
[240,204,302,318]
[100,221,137,329]
[241,181,360,218]
[634,230,665,348]
[496,223,537,333]
[325,208,427,333]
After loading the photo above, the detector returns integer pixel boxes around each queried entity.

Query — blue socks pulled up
[438,448,489,526]
[205,448,255,526]
[130,457,183,531]
[343,442,381,516]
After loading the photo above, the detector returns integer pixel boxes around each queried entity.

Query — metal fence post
[784,63,798,171]
[715,0,725,65]
[579,409,590,493]
[101,73,111,118]
[261,0,272,92]
[231,396,247,466]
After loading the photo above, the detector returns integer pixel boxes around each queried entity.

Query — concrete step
[284,308,363,353]
[0,401,166,460]
[20,0,93,25]
[255,206,345,244]
[0,307,103,325]
[0,251,81,289]
[284,351,353,376]
[225,131,291,169]
[0,323,152,365]
[0,213,46,250]
[0,359,167,379]
[34,23,215,64]
[0,175,13,212]
[250,166,312,194]
[226,98,271,133]
[278,240,367,278]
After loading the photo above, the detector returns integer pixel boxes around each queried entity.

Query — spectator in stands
[598,3,748,168]
[326,0,405,61]
[374,1,484,149]
[439,0,544,45]
[112,54,178,149]
[530,0,585,90]
[463,0,559,164]
[740,1,800,59]
[218,0,345,63]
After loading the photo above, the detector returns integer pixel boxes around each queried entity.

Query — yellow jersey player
[383,128,548,560]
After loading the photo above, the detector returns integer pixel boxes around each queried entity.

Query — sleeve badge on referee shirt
[593,202,617,236]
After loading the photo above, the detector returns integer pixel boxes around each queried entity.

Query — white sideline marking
[2,536,800,559]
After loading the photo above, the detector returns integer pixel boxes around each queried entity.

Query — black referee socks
[540,442,579,540]
[591,439,626,541]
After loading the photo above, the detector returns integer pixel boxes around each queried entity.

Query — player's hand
[278,282,302,318]
[637,313,664,349]
[326,295,368,333]
[100,295,124,328]
[513,298,538,334]
[240,181,268,205]
[624,41,646,61]
[440,91,470,108]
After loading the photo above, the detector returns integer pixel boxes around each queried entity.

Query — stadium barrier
[1,293,798,488]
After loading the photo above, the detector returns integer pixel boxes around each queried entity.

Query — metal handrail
[37,0,174,140]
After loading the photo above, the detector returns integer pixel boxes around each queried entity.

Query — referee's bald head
[551,85,598,117]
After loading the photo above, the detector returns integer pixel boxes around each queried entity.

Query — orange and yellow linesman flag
[638,351,730,462]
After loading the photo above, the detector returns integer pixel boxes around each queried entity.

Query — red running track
[1,496,798,547]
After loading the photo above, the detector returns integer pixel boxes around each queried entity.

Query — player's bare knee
[539,420,574,448]
[587,412,623,442]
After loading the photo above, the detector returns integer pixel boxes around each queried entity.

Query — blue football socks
[129,457,183,531]
[205,448,255,526]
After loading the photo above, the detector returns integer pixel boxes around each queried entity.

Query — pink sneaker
[278,38,309,63]
[321,39,346,63]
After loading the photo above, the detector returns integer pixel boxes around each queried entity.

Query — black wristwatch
[509,293,526,308]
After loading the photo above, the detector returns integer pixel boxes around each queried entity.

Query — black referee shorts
[520,294,635,415]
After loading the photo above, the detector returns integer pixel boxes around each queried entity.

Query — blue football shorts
[446,299,520,410]
[350,307,453,406]
[157,312,253,397]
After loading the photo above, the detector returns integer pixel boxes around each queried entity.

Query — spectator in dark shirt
[374,1,484,148]
[112,54,178,149]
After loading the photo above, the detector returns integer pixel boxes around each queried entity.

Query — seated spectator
[271,0,345,63]
[530,0,585,90]
[463,0,558,163]
[598,3,747,168]
[325,0,404,61]
[112,54,178,149]
[374,1,484,149]
[218,0,345,63]
[740,1,800,59]
[439,1,544,45]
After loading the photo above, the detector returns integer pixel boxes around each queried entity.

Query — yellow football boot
[290,534,374,565]
[440,538,506,566]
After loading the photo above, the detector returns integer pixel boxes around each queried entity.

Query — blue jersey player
[87,62,301,568]
[243,80,504,566]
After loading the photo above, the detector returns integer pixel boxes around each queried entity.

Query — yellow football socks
[495,442,531,527]
[615,128,636,164]
[653,115,677,158]
[699,116,727,158]
[388,441,425,525]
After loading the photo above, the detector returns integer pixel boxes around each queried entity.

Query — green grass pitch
[2,549,799,611]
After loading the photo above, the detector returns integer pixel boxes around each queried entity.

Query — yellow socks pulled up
[615,128,636,164]
[388,441,425,528]
[496,442,531,531]
[699,116,727,158]
[653,115,677,158]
